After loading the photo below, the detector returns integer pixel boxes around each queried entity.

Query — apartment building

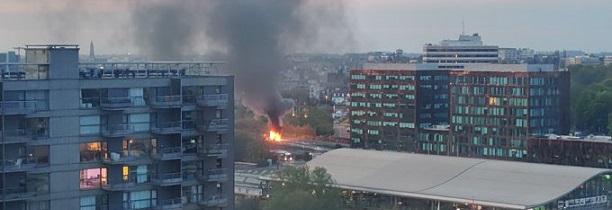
[0,45,234,210]
[423,33,499,64]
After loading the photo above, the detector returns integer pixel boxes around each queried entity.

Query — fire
[269,130,282,142]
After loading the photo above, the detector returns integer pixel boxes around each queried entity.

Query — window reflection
[80,168,107,189]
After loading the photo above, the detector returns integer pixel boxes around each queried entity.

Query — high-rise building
[0,45,234,210]
[423,33,499,64]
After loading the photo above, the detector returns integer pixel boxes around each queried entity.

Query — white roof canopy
[307,148,611,209]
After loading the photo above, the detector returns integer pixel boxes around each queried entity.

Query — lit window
[80,142,102,162]
[80,168,107,189]
[123,166,130,181]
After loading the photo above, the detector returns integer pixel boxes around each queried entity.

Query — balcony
[200,169,228,182]
[196,94,229,108]
[198,195,228,207]
[102,152,149,165]
[152,172,183,186]
[151,146,182,160]
[100,96,145,110]
[102,182,137,191]
[102,173,149,191]
[154,198,183,210]
[197,119,230,134]
[0,101,40,115]
[0,187,36,201]
[101,124,135,137]
[151,122,182,135]
[198,144,229,158]
[0,129,48,144]
[0,156,48,173]
[149,95,182,108]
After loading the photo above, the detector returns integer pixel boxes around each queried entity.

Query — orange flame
[269,130,282,142]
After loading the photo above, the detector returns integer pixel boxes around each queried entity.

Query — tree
[263,166,342,210]
[569,65,612,134]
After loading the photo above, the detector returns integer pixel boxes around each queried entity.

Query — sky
[0,0,611,54]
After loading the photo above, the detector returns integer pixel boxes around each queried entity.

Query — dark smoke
[129,0,353,130]
[130,1,200,60]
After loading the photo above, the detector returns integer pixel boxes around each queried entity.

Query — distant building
[448,64,571,159]
[350,63,574,162]
[565,55,602,66]
[605,56,612,66]
[89,40,95,60]
[499,48,536,64]
[423,33,499,64]
[349,63,450,150]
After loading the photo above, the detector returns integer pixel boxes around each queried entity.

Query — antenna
[462,20,465,35]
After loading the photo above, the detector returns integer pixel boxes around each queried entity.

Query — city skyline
[0,0,611,54]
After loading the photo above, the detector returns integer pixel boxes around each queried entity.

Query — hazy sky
[0,0,611,54]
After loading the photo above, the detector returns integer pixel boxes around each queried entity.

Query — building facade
[349,64,448,151]
[423,33,499,64]
[0,45,234,210]
[348,63,598,167]
[449,64,570,160]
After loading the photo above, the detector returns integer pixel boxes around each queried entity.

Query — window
[351,74,366,80]
[80,196,96,210]
[28,200,49,210]
[80,116,100,135]
[183,185,203,203]
[129,113,150,132]
[129,88,145,106]
[80,168,107,189]
[399,123,415,128]
[124,190,157,210]
[80,142,102,162]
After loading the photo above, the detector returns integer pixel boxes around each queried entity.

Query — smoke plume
[128,0,353,130]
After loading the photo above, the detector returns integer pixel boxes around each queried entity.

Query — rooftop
[307,148,611,209]
[360,63,560,72]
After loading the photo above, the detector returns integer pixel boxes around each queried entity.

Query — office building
[449,64,570,160]
[349,63,449,150]
[0,45,234,210]
[423,33,499,64]
[350,63,581,166]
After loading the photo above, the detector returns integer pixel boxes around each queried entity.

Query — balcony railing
[101,124,134,137]
[198,144,229,158]
[196,94,229,108]
[152,172,183,186]
[1,128,49,143]
[0,187,37,200]
[0,156,48,172]
[102,151,149,165]
[151,146,182,160]
[122,199,157,210]
[1,63,49,81]
[103,173,148,191]
[197,119,230,133]
[198,195,228,207]
[0,101,42,115]
[205,168,228,182]
[149,95,182,108]
[100,96,145,110]
[151,121,182,134]
[155,198,183,210]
